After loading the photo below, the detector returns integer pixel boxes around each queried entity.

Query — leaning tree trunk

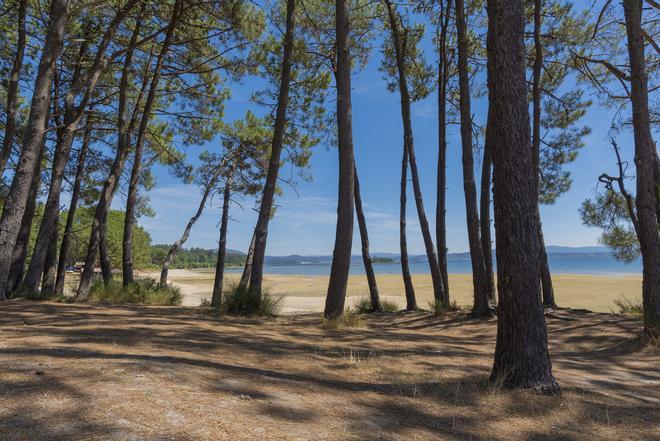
[0,0,69,301]
[41,221,59,297]
[384,0,445,304]
[99,210,113,285]
[8,142,45,295]
[248,0,296,303]
[55,117,92,295]
[354,164,381,312]
[211,184,232,308]
[480,107,496,302]
[531,0,557,309]
[123,1,181,286]
[0,0,27,178]
[455,0,492,316]
[324,0,356,318]
[436,0,451,304]
[238,231,256,290]
[400,143,417,310]
[161,170,222,289]
[623,0,660,339]
[487,0,559,394]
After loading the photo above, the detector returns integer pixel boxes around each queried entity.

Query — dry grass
[0,301,658,441]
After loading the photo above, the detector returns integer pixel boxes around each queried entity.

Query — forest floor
[1,301,658,441]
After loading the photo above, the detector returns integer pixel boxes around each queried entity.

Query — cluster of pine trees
[0,0,657,394]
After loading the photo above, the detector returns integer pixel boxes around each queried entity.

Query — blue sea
[226,255,642,276]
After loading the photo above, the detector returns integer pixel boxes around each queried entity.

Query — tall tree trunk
[77,5,150,298]
[55,116,92,295]
[384,0,445,303]
[623,0,660,339]
[487,0,559,394]
[0,0,69,301]
[8,139,45,295]
[99,210,113,285]
[400,143,417,310]
[40,219,59,297]
[324,0,356,318]
[480,107,496,302]
[211,184,231,308]
[531,0,557,309]
[0,0,27,178]
[123,0,181,286]
[354,164,381,312]
[160,170,221,289]
[248,0,296,303]
[436,0,451,304]
[238,231,256,290]
[455,0,491,316]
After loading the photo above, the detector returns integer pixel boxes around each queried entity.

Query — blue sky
[124,17,639,256]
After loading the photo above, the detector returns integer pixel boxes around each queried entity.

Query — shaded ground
[1,301,658,440]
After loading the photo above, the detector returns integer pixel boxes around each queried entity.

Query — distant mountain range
[218,246,615,266]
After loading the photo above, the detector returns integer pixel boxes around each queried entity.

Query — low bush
[613,296,643,316]
[353,296,399,314]
[322,310,365,330]
[429,299,459,316]
[90,277,182,305]
[220,283,283,317]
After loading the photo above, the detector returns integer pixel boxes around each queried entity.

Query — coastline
[139,269,643,314]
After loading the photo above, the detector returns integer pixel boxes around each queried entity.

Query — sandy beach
[140,269,643,313]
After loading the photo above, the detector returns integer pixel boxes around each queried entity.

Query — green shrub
[613,296,643,316]
[220,283,283,317]
[90,277,182,305]
[429,299,459,316]
[352,296,399,314]
[322,310,365,330]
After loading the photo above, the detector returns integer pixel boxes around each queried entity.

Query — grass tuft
[220,283,283,317]
[322,310,365,330]
[352,296,399,314]
[429,299,459,316]
[90,277,182,305]
[612,296,642,316]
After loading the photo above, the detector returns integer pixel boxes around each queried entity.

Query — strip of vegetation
[90,277,182,306]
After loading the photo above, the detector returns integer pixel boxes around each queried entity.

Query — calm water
[225,255,642,276]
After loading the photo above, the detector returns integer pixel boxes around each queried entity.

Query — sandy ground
[0,302,657,440]
[142,269,643,313]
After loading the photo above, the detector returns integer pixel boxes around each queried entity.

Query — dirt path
[1,302,657,440]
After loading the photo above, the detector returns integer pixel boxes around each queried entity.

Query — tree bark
[455,0,492,316]
[531,0,557,309]
[384,0,445,304]
[480,106,496,303]
[400,141,417,310]
[55,116,92,295]
[248,0,296,303]
[436,0,451,304]
[211,184,231,308]
[8,139,45,295]
[623,0,660,339]
[238,232,256,290]
[40,218,59,297]
[99,210,113,285]
[160,170,222,289]
[0,0,69,301]
[487,0,559,393]
[324,0,356,318]
[0,0,28,178]
[123,0,182,286]
[354,164,381,312]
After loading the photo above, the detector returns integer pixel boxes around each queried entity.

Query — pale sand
[142,269,643,313]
